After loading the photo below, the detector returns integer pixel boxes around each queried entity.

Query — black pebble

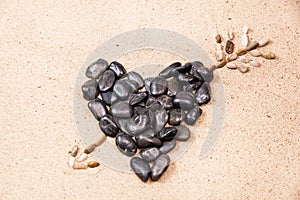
[123,79,139,93]
[88,98,108,121]
[115,133,137,157]
[85,58,108,79]
[156,127,177,141]
[185,106,202,125]
[150,77,168,96]
[99,114,119,137]
[81,79,99,101]
[153,107,169,133]
[125,71,144,89]
[195,82,211,105]
[175,125,190,141]
[156,95,173,110]
[173,91,196,110]
[166,77,183,97]
[160,139,176,154]
[168,108,185,126]
[98,70,116,92]
[111,101,133,118]
[113,80,131,100]
[100,90,113,106]
[150,154,170,181]
[135,134,162,148]
[159,62,181,78]
[130,157,150,182]
[140,147,160,162]
[130,92,148,106]
[109,61,126,78]
[190,62,213,83]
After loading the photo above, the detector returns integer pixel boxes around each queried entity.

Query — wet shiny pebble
[130,157,151,182]
[185,106,202,125]
[150,76,168,96]
[82,79,99,101]
[175,125,190,141]
[116,133,137,157]
[99,114,119,137]
[168,108,185,126]
[109,61,126,78]
[86,58,108,79]
[173,91,196,110]
[140,147,161,162]
[156,127,177,141]
[88,98,108,120]
[159,139,176,154]
[98,70,116,92]
[195,82,211,105]
[150,154,170,181]
[111,101,133,118]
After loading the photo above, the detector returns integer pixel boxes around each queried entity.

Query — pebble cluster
[79,59,212,182]
[214,27,276,72]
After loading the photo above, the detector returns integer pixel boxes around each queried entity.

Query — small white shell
[258,38,269,47]
[68,157,75,168]
[238,65,250,73]
[94,135,106,146]
[216,43,224,61]
[216,43,222,51]
[69,145,79,157]
[226,63,237,69]
[76,153,88,163]
[241,34,249,47]
[249,60,261,67]
[249,49,262,57]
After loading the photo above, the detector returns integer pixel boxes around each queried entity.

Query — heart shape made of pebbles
[81,59,212,182]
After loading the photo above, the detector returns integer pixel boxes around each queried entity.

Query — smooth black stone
[133,106,153,127]
[111,101,133,118]
[189,61,204,75]
[150,154,170,181]
[130,92,148,106]
[190,62,213,83]
[168,108,185,126]
[195,82,211,105]
[160,139,176,154]
[130,157,150,182]
[140,147,160,162]
[98,70,116,92]
[85,58,108,79]
[115,133,137,157]
[123,79,139,93]
[145,96,159,108]
[135,134,162,148]
[185,106,202,125]
[109,61,126,78]
[173,91,196,110]
[113,80,131,100]
[87,98,108,121]
[156,127,177,141]
[125,71,144,89]
[177,73,198,83]
[175,125,190,141]
[175,62,192,74]
[140,128,156,137]
[153,107,169,133]
[159,62,181,78]
[156,95,173,110]
[150,77,168,96]
[99,115,119,137]
[100,90,113,105]
[81,79,99,101]
[144,77,153,93]
[166,77,183,97]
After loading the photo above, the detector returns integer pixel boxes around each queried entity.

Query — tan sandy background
[1,0,299,199]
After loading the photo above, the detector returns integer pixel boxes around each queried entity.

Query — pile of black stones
[81,58,213,182]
